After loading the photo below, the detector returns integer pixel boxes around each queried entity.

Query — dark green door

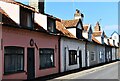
[27,48,35,80]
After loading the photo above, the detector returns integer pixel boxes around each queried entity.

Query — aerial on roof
[62,19,79,28]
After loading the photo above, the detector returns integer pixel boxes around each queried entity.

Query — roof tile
[56,20,76,38]
[92,35,101,44]
[93,31,102,36]
[62,19,79,28]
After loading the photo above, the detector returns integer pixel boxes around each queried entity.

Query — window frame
[91,51,96,61]
[20,7,34,28]
[69,50,77,65]
[47,17,56,33]
[39,48,55,70]
[4,46,24,75]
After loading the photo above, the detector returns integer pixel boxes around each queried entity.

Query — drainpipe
[58,36,61,73]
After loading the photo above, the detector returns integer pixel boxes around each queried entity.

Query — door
[79,50,82,68]
[64,47,67,71]
[27,48,35,80]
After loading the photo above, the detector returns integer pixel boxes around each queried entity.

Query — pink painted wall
[0,25,2,80]
[2,26,59,79]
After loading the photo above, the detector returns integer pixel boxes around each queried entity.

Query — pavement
[47,61,119,81]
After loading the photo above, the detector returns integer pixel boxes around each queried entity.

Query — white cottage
[92,22,106,64]
[109,38,116,61]
[56,10,86,72]
[111,31,119,60]
[82,24,105,67]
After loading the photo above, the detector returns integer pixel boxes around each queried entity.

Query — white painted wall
[97,45,105,63]
[67,28,76,37]
[82,32,88,39]
[95,36,102,43]
[111,33,119,47]
[35,13,47,30]
[60,37,85,72]
[112,48,116,60]
[111,33,119,43]
[0,1,20,24]
[109,39,114,45]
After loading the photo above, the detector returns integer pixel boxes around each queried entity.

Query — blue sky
[16,0,118,37]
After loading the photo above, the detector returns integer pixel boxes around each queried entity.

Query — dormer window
[76,28,82,39]
[88,26,92,41]
[47,17,55,33]
[88,33,92,41]
[20,7,34,28]
[101,37,104,44]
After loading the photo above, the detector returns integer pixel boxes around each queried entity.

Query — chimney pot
[74,9,84,21]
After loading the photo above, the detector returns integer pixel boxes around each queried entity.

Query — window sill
[69,63,78,66]
[39,66,55,70]
[4,70,25,75]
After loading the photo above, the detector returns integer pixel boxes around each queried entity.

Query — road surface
[49,62,119,81]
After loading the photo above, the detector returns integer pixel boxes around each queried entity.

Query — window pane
[4,46,24,74]
[39,48,54,69]
[47,18,55,33]
[4,55,11,73]
[17,55,23,71]
[91,52,95,61]
[69,50,77,65]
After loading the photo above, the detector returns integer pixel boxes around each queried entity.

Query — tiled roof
[92,35,101,44]
[0,8,19,26]
[93,31,102,36]
[0,0,35,12]
[34,22,47,33]
[62,19,79,28]
[93,31,107,38]
[83,25,89,31]
[56,20,76,38]
[0,8,47,33]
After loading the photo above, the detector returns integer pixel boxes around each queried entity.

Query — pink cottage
[0,0,60,80]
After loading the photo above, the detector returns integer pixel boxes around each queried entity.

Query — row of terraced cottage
[0,0,119,80]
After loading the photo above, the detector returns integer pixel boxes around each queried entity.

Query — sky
[16,0,119,37]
